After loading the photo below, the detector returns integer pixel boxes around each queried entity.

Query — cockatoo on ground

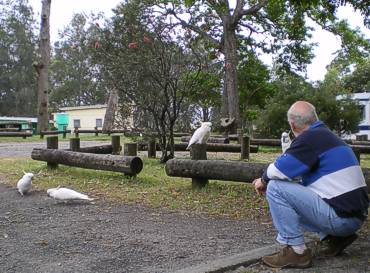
[17,172,34,196]
[47,187,93,201]
[186,122,212,150]
[281,131,292,153]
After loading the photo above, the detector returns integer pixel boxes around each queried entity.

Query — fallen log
[165,159,370,191]
[0,131,33,138]
[349,145,370,154]
[31,148,143,175]
[138,142,258,153]
[65,145,114,154]
[40,130,71,135]
[180,136,230,144]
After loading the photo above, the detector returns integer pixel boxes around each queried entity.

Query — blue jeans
[266,180,364,246]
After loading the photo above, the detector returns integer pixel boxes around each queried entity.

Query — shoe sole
[262,258,313,269]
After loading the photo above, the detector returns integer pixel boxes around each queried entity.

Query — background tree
[34,0,51,133]
[0,0,37,116]
[49,13,106,111]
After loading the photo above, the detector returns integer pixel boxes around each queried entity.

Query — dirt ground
[0,141,369,273]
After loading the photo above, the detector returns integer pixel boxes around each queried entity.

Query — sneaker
[262,246,312,268]
[317,233,358,257]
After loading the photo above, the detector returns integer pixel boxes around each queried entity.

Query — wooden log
[190,144,208,188]
[124,143,137,156]
[250,139,281,146]
[165,159,370,192]
[349,145,370,154]
[148,139,156,158]
[46,136,58,169]
[0,132,33,138]
[31,148,143,175]
[74,129,103,134]
[111,135,121,155]
[69,138,80,152]
[241,136,250,160]
[180,136,230,144]
[77,145,113,154]
[137,142,258,153]
[40,130,71,136]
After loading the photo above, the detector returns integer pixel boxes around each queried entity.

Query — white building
[337,92,370,139]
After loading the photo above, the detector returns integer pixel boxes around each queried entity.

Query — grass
[0,153,271,220]
[0,138,369,221]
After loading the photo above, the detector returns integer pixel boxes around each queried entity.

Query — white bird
[186,122,212,150]
[281,131,292,153]
[47,187,93,201]
[17,172,34,196]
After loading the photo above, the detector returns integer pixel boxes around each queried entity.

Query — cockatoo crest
[186,122,212,150]
[47,187,93,201]
[281,131,292,153]
[17,172,34,196]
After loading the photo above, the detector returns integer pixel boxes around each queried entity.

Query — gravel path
[0,141,368,273]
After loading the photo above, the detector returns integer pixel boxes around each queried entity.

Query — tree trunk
[31,148,143,175]
[222,18,240,133]
[35,0,51,134]
[102,88,118,133]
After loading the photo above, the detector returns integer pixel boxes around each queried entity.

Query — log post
[241,136,250,161]
[46,136,58,169]
[62,129,67,139]
[31,149,143,176]
[40,132,44,139]
[191,144,208,188]
[94,126,99,136]
[111,135,121,155]
[148,139,156,158]
[237,128,243,144]
[124,143,137,156]
[74,127,79,138]
[69,138,80,152]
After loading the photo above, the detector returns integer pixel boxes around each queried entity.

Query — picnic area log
[31,148,143,175]
[0,132,33,138]
[180,136,230,144]
[166,159,266,182]
[166,159,370,192]
[138,142,258,153]
[77,145,114,154]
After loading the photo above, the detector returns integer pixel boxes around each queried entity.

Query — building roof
[0,116,37,123]
[337,92,370,101]
[59,104,107,111]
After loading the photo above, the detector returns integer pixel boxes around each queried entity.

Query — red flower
[94,41,100,49]
[128,42,138,49]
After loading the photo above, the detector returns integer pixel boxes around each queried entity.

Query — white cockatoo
[17,172,34,196]
[186,122,212,150]
[47,187,93,201]
[281,131,292,153]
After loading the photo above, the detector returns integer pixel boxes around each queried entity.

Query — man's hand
[252,178,267,196]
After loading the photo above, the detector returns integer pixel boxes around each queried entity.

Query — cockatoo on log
[281,131,292,153]
[47,187,93,201]
[17,172,34,196]
[186,122,212,150]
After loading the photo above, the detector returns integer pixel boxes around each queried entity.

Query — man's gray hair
[287,102,318,128]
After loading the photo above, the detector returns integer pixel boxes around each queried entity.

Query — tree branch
[231,0,268,27]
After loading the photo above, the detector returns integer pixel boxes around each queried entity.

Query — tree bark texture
[31,148,143,175]
[102,88,118,133]
[180,136,229,144]
[166,159,370,191]
[137,142,258,153]
[36,0,51,133]
[190,144,208,188]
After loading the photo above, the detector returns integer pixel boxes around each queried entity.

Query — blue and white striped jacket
[263,120,369,219]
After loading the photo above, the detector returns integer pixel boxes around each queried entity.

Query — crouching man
[253,101,369,268]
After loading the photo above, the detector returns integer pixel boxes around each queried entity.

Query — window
[73,119,81,128]
[359,105,366,121]
[96,118,103,128]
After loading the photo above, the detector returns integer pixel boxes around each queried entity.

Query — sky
[28,0,370,82]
